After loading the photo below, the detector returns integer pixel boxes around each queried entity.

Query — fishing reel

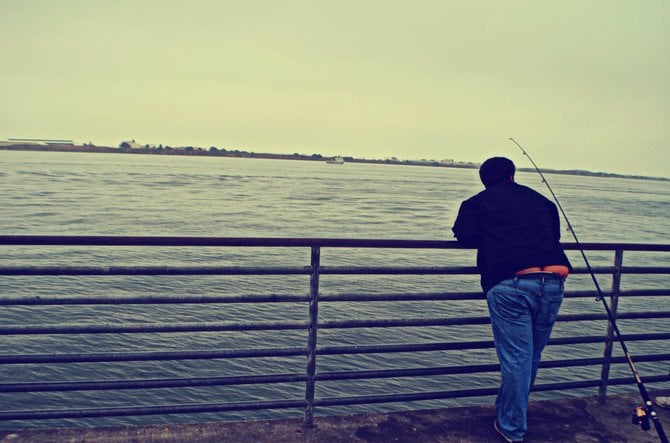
[632,405,651,431]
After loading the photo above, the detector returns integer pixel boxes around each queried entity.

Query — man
[452,157,572,442]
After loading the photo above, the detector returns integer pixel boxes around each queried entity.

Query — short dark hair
[479,157,515,188]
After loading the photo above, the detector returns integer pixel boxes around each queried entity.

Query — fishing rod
[509,137,668,443]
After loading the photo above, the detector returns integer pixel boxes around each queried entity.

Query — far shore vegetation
[0,142,667,182]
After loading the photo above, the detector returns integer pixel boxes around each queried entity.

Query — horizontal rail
[0,236,460,248]
[318,333,670,356]
[0,266,312,276]
[0,289,667,306]
[2,265,668,277]
[0,399,308,421]
[1,235,670,251]
[0,347,308,364]
[3,334,668,365]
[0,321,310,335]
[0,373,308,393]
[0,294,313,305]
[2,313,669,336]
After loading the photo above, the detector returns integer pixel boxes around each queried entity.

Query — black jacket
[452,181,572,293]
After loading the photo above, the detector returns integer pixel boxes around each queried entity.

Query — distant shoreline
[1,143,667,182]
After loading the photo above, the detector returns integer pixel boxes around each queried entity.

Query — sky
[1,0,669,177]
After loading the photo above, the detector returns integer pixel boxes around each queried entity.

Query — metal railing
[0,235,669,428]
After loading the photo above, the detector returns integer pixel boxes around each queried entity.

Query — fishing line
[509,137,668,443]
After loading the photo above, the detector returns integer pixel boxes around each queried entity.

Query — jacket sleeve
[452,199,480,247]
[549,200,562,241]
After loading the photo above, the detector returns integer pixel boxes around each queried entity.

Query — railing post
[598,248,623,403]
[304,245,320,427]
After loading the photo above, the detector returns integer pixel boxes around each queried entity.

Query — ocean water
[0,150,668,428]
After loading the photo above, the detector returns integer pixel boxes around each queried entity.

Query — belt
[513,272,564,280]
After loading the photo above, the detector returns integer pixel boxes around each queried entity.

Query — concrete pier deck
[1,391,668,442]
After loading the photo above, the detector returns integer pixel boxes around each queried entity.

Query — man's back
[453,181,570,293]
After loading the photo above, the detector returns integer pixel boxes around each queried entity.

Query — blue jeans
[486,275,564,441]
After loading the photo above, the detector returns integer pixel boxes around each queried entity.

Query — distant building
[119,139,143,149]
[2,138,74,146]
